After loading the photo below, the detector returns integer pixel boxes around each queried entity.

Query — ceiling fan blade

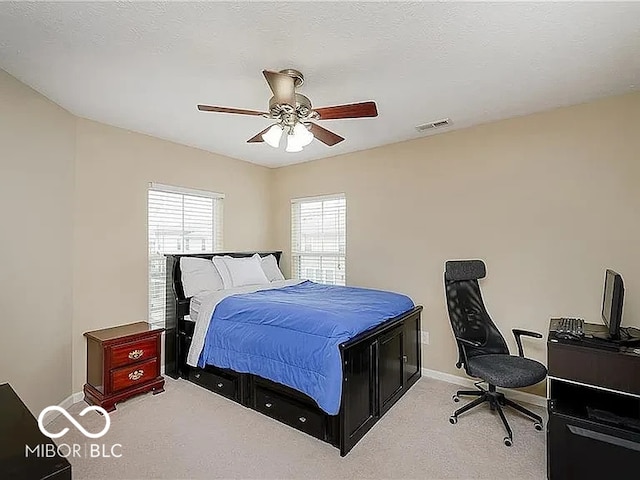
[314,101,378,120]
[309,123,344,146]
[246,126,272,143]
[197,105,267,116]
[263,70,295,106]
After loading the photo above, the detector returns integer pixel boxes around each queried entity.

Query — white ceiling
[0,2,638,168]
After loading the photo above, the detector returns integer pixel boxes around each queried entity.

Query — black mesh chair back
[444,260,508,372]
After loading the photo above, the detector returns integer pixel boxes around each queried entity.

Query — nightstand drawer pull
[299,416,307,423]
[216,382,223,388]
[129,349,144,360]
[265,402,272,408]
[128,369,144,381]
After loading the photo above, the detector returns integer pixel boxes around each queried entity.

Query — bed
[164,251,423,456]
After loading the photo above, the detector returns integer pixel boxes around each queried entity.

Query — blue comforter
[198,281,414,415]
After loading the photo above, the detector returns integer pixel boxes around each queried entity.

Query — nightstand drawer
[109,336,158,368]
[111,358,158,392]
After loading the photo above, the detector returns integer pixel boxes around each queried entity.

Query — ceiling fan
[197,69,378,152]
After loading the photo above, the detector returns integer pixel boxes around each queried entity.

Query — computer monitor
[601,269,625,340]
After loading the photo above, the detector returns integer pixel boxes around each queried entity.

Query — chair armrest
[512,329,543,357]
[456,337,483,348]
[454,337,483,368]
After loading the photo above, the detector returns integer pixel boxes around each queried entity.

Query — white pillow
[212,256,233,289]
[214,254,270,288]
[261,254,285,282]
[180,257,224,297]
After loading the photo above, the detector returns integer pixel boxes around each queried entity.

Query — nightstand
[83,322,165,411]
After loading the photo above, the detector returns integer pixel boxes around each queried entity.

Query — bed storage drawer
[254,386,324,439]
[190,369,238,401]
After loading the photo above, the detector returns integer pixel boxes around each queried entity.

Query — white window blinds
[291,194,346,286]
[148,183,224,326]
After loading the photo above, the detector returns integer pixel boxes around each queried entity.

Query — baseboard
[421,368,547,408]
[43,391,85,425]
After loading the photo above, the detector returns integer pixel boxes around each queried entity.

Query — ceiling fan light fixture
[262,124,283,148]
[292,122,314,147]
[198,69,374,149]
[285,134,304,153]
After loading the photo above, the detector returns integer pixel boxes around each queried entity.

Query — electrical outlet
[420,331,430,345]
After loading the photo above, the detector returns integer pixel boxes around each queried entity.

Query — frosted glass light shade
[292,122,314,147]
[262,124,283,148]
[285,134,303,152]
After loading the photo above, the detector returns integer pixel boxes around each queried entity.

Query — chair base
[449,383,543,446]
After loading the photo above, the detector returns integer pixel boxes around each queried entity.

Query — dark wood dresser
[0,383,71,479]
[83,322,165,411]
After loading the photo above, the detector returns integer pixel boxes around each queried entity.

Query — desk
[0,383,72,479]
[547,321,640,479]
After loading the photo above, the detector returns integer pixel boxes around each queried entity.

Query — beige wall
[0,70,75,413]
[71,119,273,392]
[272,93,640,395]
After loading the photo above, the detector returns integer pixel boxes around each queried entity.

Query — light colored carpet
[50,377,546,479]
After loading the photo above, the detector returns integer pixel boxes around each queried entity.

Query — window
[148,183,223,326]
[291,194,346,285]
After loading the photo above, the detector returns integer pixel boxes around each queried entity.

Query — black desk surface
[549,321,640,356]
[0,383,71,479]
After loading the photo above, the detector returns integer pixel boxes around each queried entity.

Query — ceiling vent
[415,118,451,132]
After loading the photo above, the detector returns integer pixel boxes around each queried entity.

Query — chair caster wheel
[452,394,460,403]
[503,437,512,447]
[449,416,458,425]
[534,422,543,431]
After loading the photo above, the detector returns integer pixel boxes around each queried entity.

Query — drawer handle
[195,373,201,379]
[216,382,223,388]
[567,425,640,452]
[402,355,408,363]
[265,402,272,408]
[298,416,307,423]
[128,349,144,360]
[128,369,144,381]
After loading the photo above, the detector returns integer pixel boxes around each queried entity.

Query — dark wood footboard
[164,253,422,456]
[339,306,422,455]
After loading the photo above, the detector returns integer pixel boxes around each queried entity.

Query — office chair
[444,259,547,446]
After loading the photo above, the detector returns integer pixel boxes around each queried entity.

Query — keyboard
[555,317,585,337]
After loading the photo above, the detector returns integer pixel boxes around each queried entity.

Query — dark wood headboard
[166,251,282,303]
[164,251,282,379]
